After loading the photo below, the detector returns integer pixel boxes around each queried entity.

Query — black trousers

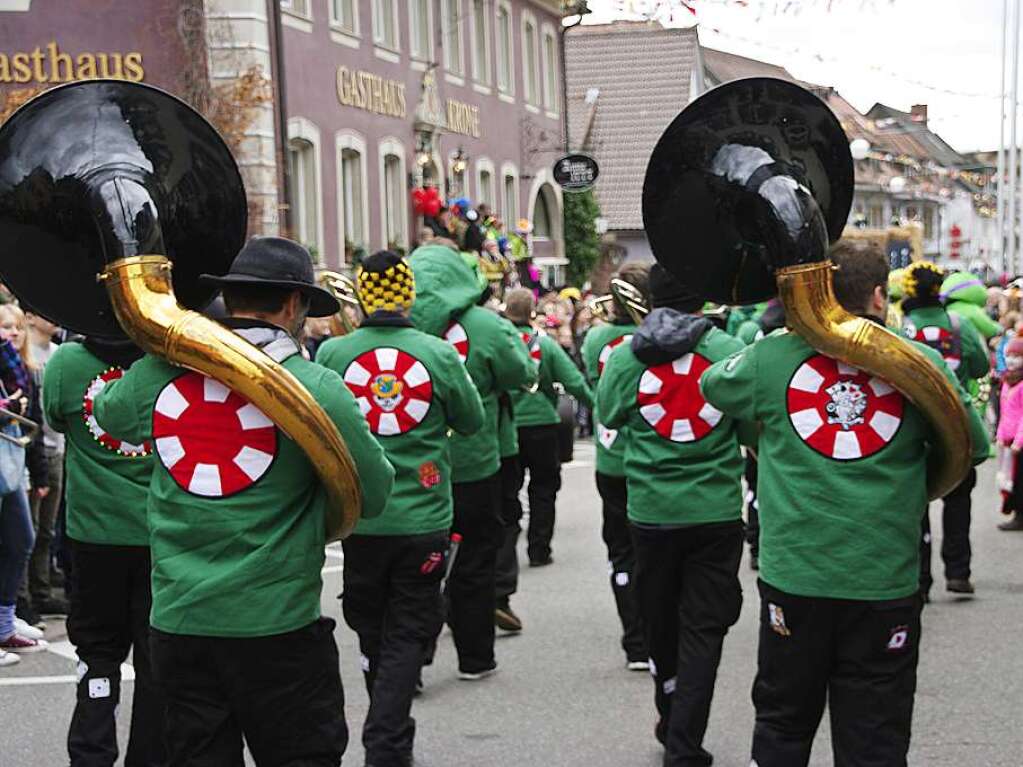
[66,540,165,767]
[342,532,447,767]
[752,580,922,767]
[448,472,502,673]
[150,619,347,767]
[744,453,760,558]
[594,472,646,663]
[632,521,744,767]
[517,424,562,563]
[495,455,522,603]
[920,466,976,592]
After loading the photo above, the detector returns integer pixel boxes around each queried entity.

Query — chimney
[910,104,928,124]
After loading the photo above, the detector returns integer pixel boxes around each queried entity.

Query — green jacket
[93,323,394,638]
[43,342,154,546]
[409,244,536,482]
[498,393,518,458]
[580,322,637,476]
[941,272,1002,339]
[316,321,485,535]
[510,326,593,427]
[903,305,989,387]
[598,311,746,525]
[701,329,989,601]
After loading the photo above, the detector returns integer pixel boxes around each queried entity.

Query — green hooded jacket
[903,305,989,388]
[510,327,593,427]
[410,244,537,482]
[941,272,1001,340]
[579,322,637,476]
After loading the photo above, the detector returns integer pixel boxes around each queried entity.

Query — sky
[579,0,1007,153]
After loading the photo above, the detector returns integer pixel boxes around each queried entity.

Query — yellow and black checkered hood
[356,258,416,314]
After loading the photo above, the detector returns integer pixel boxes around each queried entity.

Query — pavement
[3,439,1023,766]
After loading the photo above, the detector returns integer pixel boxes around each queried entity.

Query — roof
[702,47,798,85]
[565,22,702,230]
[866,103,970,168]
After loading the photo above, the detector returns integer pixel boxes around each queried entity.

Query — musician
[579,263,650,670]
[93,237,395,766]
[901,261,990,598]
[408,242,536,680]
[701,240,988,767]
[43,336,164,766]
[597,264,747,765]
[504,288,593,569]
[315,250,484,766]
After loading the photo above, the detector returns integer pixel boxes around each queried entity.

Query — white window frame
[475,157,496,209]
[527,169,564,257]
[470,0,492,87]
[336,131,371,262]
[442,0,466,78]
[378,138,409,250]
[495,0,515,98]
[371,0,400,51]
[408,0,433,61]
[329,0,359,37]
[281,0,313,32]
[281,0,311,17]
[521,11,540,107]
[541,23,558,115]
[287,117,324,257]
[447,151,468,199]
[500,161,519,222]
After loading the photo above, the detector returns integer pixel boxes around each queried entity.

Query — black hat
[199,236,339,317]
[649,264,703,312]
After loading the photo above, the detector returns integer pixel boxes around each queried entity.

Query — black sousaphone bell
[0,79,247,336]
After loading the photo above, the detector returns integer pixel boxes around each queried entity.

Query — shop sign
[0,41,144,83]
[446,98,480,138]
[336,66,406,118]
[553,154,599,192]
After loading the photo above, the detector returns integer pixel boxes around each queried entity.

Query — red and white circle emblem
[637,352,722,443]
[786,354,904,460]
[444,321,470,364]
[521,331,542,365]
[152,373,277,497]
[83,368,151,457]
[597,334,632,376]
[911,325,961,372]
[343,347,433,436]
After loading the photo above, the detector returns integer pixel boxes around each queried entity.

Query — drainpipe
[268,0,292,238]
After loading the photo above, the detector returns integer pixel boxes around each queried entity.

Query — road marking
[0,674,78,687]
[43,640,136,682]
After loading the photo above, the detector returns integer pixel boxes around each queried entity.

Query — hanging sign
[553,154,599,192]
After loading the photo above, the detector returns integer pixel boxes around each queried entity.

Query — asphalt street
[3,439,1022,766]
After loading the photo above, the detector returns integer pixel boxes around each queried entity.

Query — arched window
[533,187,553,239]
[379,139,408,250]
[287,117,323,257]
[337,132,369,260]
[542,26,558,113]
[522,13,540,105]
[501,162,519,222]
[496,2,514,95]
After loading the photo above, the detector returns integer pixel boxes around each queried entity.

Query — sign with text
[553,154,599,192]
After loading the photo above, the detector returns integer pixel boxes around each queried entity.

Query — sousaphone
[643,77,971,499]
[0,80,361,538]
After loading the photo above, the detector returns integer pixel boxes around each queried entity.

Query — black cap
[199,236,339,317]
[649,264,704,313]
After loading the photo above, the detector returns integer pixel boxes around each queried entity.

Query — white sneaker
[458,665,497,681]
[13,618,44,641]
[0,648,21,667]
[627,660,650,672]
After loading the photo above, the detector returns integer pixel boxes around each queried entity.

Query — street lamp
[452,147,468,175]
[850,138,871,161]
[889,176,907,194]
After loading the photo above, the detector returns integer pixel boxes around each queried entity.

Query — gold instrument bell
[0,80,362,539]
[642,77,972,500]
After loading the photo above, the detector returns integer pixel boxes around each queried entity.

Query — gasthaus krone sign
[553,154,599,192]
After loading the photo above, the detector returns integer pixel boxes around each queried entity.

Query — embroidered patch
[343,348,434,436]
[768,603,791,637]
[76,661,88,683]
[887,625,910,652]
[420,551,444,575]
[152,373,277,498]
[83,368,151,457]
[444,321,470,364]
[786,354,904,461]
[662,677,677,695]
[88,677,111,699]
[615,572,629,587]
[419,461,441,489]
[596,423,618,450]
[911,324,961,371]
[636,353,723,443]
[597,334,632,376]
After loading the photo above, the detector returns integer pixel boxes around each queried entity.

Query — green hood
[409,244,484,336]
[941,272,986,307]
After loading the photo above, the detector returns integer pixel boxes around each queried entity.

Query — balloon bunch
[448,196,471,217]
[411,186,443,217]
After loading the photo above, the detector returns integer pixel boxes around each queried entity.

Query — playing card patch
[907,323,961,371]
[787,354,904,461]
[343,348,433,436]
[887,625,910,653]
[83,368,151,457]
[596,423,619,450]
[419,460,441,489]
[597,334,632,376]
[444,321,470,364]
[768,603,791,637]
[636,353,723,443]
[521,331,542,365]
[152,372,278,498]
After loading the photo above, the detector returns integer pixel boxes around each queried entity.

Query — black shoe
[36,596,69,616]
[654,718,667,746]
[946,578,975,596]
[529,556,553,568]
[998,515,1023,531]
[494,604,523,632]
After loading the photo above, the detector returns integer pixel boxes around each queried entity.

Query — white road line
[0,674,78,687]
[45,640,136,681]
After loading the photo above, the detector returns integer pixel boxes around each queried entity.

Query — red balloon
[424,198,442,217]
[424,186,440,202]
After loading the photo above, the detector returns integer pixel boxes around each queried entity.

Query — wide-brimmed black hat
[199,236,339,317]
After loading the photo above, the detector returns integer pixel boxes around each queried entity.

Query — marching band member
[94,237,394,766]
[598,264,747,766]
[901,261,989,598]
[579,263,649,670]
[702,241,988,767]
[494,391,523,632]
[408,242,536,681]
[504,288,593,569]
[316,250,484,767]
[44,336,164,766]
